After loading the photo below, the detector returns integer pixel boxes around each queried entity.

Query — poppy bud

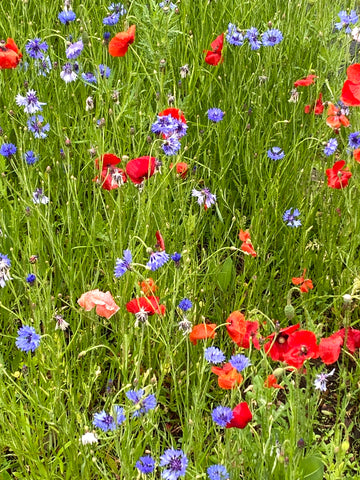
[284,304,295,320]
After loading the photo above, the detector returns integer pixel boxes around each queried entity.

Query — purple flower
[348,132,360,148]
[146,251,170,271]
[16,89,46,114]
[171,252,181,264]
[0,143,16,157]
[178,298,192,311]
[109,3,127,14]
[27,115,50,139]
[32,188,49,204]
[245,27,261,50]
[114,249,132,277]
[66,40,84,59]
[283,208,301,227]
[60,62,78,83]
[0,253,11,288]
[135,455,155,474]
[26,274,36,285]
[267,147,285,160]
[162,135,181,155]
[152,114,177,136]
[207,108,224,122]
[262,29,283,47]
[24,150,39,165]
[103,12,120,25]
[58,10,76,25]
[314,369,335,392]
[335,10,358,33]
[324,138,338,156]
[226,23,244,46]
[204,347,225,364]
[192,188,216,209]
[98,64,111,78]
[159,448,188,479]
[207,464,229,480]
[93,405,125,431]
[16,326,40,352]
[25,38,48,59]
[82,72,97,84]
[126,389,157,417]
[212,406,233,427]
[229,354,251,372]
[35,56,52,76]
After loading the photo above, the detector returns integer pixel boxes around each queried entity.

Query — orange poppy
[78,289,120,319]
[189,323,216,345]
[211,363,243,389]
[326,102,350,130]
[353,148,360,162]
[139,278,158,295]
[293,74,317,87]
[175,162,188,178]
[109,25,136,57]
[0,38,22,69]
[292,269,314,293]
[239,229,257,258]
[264,374,284,389]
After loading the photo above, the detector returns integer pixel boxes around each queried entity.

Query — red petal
[109,25,136,57]
[341,80,360,106]
[319,334,343,364]
[159,108,186,124]
[346,63,360,83]
[226,402,252,429]
[155,230,165,251]
[204,51,223,66]
[210,33,224,52]
[125,156,156,184]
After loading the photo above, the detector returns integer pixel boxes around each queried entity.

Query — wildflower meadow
[1,0,360,478]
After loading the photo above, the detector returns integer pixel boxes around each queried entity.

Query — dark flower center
[169,457,182,471]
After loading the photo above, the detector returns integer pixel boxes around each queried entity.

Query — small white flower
[343,294,352,305]
[81,432,98,445]
[352,26,360,42]
[314,369,335,392]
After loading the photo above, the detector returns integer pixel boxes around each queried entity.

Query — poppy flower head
[155,230,165,251]
[239,229,257,257]
[293,74,317,87]
[319,332,343,364]
[139,278,158,295]
[125,156,158,184]
[226,311,246,344]
[211,363,243,389]
[326,102,350,130]
[226,402,252,429]
[326,160,352,189]
[292,269,314,293]
[175,162,188,178]
[0,38,22,69]
[264,323,300,361]
[109,25,136,57]
[282,330,319,368]
[78,289,120,319]
[204,33,224,66]
[341,64,360,106]
[95,153,122,170]
[304,93,324,115]
[126,296,165,316]
[264,374,284,389]
[189,323,217,345]
[338,327,360,353]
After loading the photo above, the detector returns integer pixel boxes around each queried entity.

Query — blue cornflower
[146,251,170,271]
[229,354,251,372]
[26,274,36,285]
[207,464,230,480]
[314,369,335,392]
[348,132,360,148]
[35,56,52,77]
[27,115,50,139]
[160,448,188,479]
[58,10,77,25]
[324,138,338,156]
[93,405,125,431]
[0,143,16,157]
[283,208,301,227]
[136,455,156,474]
[60,62,78,83]
[262,29,283,47]
[151,114,177,136]
[192,188,216,209]
[66,40,84,59]
[178,298,193,311]
[335,10,358,33]
[16,89,46,114]
[160,0,177,10]
[0,253,11,288]
[126,389,157,417]
[226,23,244,46]
[103,12,120,25]
[163,136,182,155]
[98,64,111,78]
[171,252,181,264]
[207,108,225,122]
[245,27,261,50]
[16,326,41,352]
[267,146,285,160]
[109,2,127,14]
[114,249,132,277]
[171,119,188,138]
[103,32,111,42]
[25,38,48,59]
[212,406,233,427]
[204,347,226,364]
[82,72,97,84]
[24,150,39,165]
[32,188,49,204]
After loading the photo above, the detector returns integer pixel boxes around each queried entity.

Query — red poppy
[326,102,350,130]
[139,278,158,295]
[341,64,360,106]
[126,296,166,315]
[319,332,343,364]
[109,25,136,57]
[211,362,243,389]
[155,230,165,251]
[0,38,22,69]
[226,402,252,429]
[189,323,217,345]
[204,33,224,66]
[239,229,257,258]
[175,162,188,178]
[338,327,360,353]
[264,374,284,389]
[292,269,314,293]
[353,148,360,162]
[304,93,324,115]
[227,312,260,349]
[94,154,127,190]
[282,330,319,368]
[326,160,352,189]
[159,108,186,124]
[125,156,157,184]
[293,74,317,87]
[264,323,300,362]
